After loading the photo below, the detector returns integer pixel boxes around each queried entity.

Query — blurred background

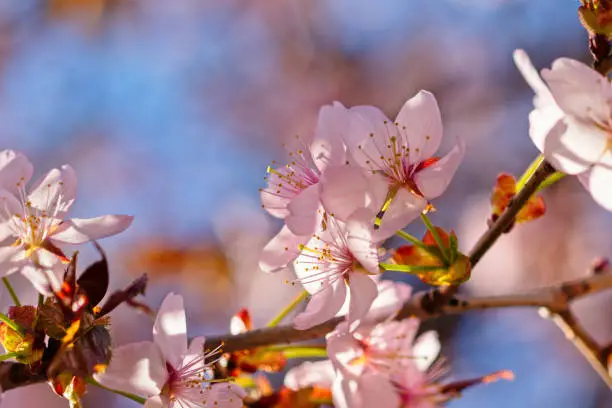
[0,0,611,406]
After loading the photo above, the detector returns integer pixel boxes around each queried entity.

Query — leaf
[490,173,545,225]
[77,242,109,308]
[48,324,112,379]
[96,274,148,317]
[38,299,67,339]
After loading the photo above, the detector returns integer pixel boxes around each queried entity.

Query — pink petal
[584,155,612,211]
[346,273,378,332]
[543,58,612,122]
[153,293,188,369]
[144,396,166,408]
[0,189,21,242]
[284,360,336,390]
[259,225,307,273]
[294,280,347,330]
[201,383,246,408]
[49,214,134,244]
[366,280,412,321]
[181,336,206,374]
[326,329,364,377]
[528,104,564,157]
[414,138,465,199]
[358,372,401,408]
[346,208,379,275]
[372,188,428,242]
[394,90,443,162]
[345,105,395,169]
[320,166,377,222]
[260,184,291,219]
[0,246,24,270]
[513,49,556,109]
[285,184,321,236]
[331,376,353,408]
[0,150,33,193]
[27,165,77,215]
[540,118,609,175]
[311,101,348,172]
[94,341,167,397]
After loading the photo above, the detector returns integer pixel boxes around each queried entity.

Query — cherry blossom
[514,49,612,210]
[95,293,246,408]
[259,102,349,273]
[285,318,441,408]
[0,151,133,294]
[322,91,465,239]
[292,209,380,331]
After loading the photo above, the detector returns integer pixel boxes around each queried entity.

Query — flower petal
[0,150,33,193]
[542,57,612,122]
[513,49,556,109]
[584,155,612,211]
[326,329,364,378]
[153,293,188,369]
[293,280,346,330]
[414,138,465,199]
[320,166,377,222]
[284,360,336,390]
[0,246,24,270]
[94,341,167,397]
[311,101,349,172]
[201,383,246,408]
[366,280,412,321]
[180,336,206,374]
[285,184,321,236]
[27,165,77,215]
[49,215,134,244]
[372,187,427,242]
[413,331,440,372]
[259,225,308,273]
[540,117,609,175]
[358,373,401,408]
[346,273,378,332]
[346,208,379,275]
[394,90,443,162]
[345,105,395,169]
[144,395,166,408]
[21,264,61,296]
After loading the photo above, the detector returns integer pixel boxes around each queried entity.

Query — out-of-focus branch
[207,268,612,391]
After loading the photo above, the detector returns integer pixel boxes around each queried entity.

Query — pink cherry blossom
[95,293,246,408]
[321,91,465,239]
[0,150,133,293]
[285,318,442,408]
[292,209,380,331]
[259,103,348,273]
[514,49,612,210]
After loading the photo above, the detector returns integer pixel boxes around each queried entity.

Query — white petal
[153,293,188,369]
[0,246,24,270]
[0,150,33,192]
[414,138,465,199]
[513,49,556,109]
[346,208,379,275]
[366,280,412,321]
[27,165,77,215]
[0,189,21,225]
[413,331,440,372]
[21,264,61,296]
[179,336,206,377]
[528,104,564,155]
[259,225,307,273]
[293,280,347,330]
[543,57,612,122]
[394,90,443,162]
[285,184,321,236]
[94,341,167,398]
[346,273,378,332]
[543,118,609,175]
[49,215,134,244]
[584,156,612,211]
[312,101,349,172]
[284,360,336,390]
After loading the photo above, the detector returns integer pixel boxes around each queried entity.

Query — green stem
[265,345,328,359]
[0,312,25,337]
[420,213,449,263]
[267,290,309,327]
[2,277,21,307]
[86,377,146,405]
[0,352,19,362]
[517,155,544,191]
[395,230,428,250]
[536,172,565,192]
[379,263,441,274]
